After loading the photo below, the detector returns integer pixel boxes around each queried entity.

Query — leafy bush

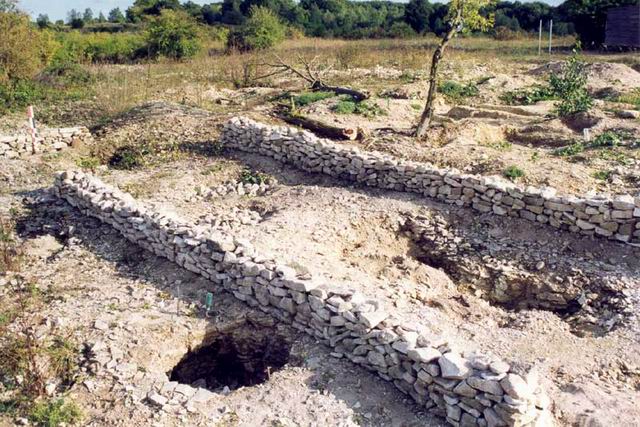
[550,51,593,117]
[504,165,525,180]
[593,170,611,181]
[108,145,149,170]
[145,9,202,59]
[239,168,269,185]
[501,85,556,105]
[438,81,479,102]
[592,131,622,147]
[226,7,285,52]
[29,398,82,427]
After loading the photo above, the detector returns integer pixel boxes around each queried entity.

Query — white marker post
[538,20,542,56]
[548,20,553,55]
[27,105,37,153]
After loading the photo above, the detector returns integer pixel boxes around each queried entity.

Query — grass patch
[75,156,102,171]
[592,131,623,147]
[504,165,525,180]
[0,216,22,274]
[488,141,512,151]
[438,81,479,102]
[613,88,640,110]
[293,91,335,107]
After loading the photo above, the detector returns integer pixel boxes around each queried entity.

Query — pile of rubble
[0,127,92,158]
[53,170,553,427]
[203,179,276,199]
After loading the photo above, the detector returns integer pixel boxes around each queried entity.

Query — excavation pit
[168,323,291,392]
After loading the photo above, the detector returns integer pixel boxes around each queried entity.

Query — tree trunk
[415,24,460,139]
[276,109,360,140]
[311,82,369,102]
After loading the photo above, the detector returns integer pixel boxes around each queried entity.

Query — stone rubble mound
[220,117,640,245]
[0,127,92,158]
[53,170,553,427]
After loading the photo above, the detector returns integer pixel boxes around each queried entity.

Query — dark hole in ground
[168,323,291,392]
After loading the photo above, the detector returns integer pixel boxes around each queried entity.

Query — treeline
[38,0,579,40]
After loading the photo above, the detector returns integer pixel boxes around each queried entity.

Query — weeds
[613,88,640,110]
[333,99,386,117]
[438,81,479,102]
[501,85,555,105]
[488,141,512,151]
[593,170,611,181]
[592,131,622,147]
[0,216,22,273]
[504,165,525,180]
[29,398,82,427]
[553,142,585,157]
[75,156,101,171]
[239,169,269,185]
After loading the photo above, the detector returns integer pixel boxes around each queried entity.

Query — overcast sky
[18,0,563,21]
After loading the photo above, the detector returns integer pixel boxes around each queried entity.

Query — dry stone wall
[54,170,552,427]
[220,117,640,245]
[0,127,92,158]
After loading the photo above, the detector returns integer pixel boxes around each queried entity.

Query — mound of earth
[529,61,640,94]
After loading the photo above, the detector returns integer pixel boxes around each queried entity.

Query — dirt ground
[1,55,640,427]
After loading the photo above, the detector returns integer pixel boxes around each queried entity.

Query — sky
[18,0,563,21]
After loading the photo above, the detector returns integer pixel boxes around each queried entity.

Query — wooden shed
[605,4,640,48]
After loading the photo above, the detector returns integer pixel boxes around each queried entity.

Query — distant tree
[36,13,51,29]
[559,0,636,47]
[97,12,107,23]
[404,0,434,34]
[55,19,64,26]
[0,0,18,13]
[127,0,181,22]
[108,8,126,23]
[415,0,496,137]
[83,8,94,23]
[68,9,85,28]
[145,9,201,59]
[227,6,285,51]
[220,0,246,25]
[202,4,222,24]
[182,1,203,19]
[239,0,304,25]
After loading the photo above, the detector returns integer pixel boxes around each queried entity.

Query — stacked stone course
[220,117,640,245]
[54,170,552,427]
[0,126,92,158]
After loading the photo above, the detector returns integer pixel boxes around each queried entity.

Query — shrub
[29,398,82,427]
[226,6,285,52]
[145,10,202,59]
[438,81,479,102]
[550,50,593,117]
[387,22,417,39]
[108,145,148,170]
[333,99,386,117]
[239,168,269,185]
[493,26,520,40]
[504,165,525,180]
[593,170,611,181]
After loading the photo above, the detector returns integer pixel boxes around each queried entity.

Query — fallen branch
[261,54,369,102]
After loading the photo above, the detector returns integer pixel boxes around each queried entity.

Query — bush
[226,6,285,52]
[592,131,622,147]
[550,50,593,117]
[145,10,202,59]
[333,99,386,117]
[0,12,54,83]
[387,22,417,39]
[553,142,585,157]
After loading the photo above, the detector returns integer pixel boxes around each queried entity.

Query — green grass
[75,156,101,171]
[613,88,640,110]
[29,398,82,427]
[504,165,525,180]
[293,91,335,107]
[488,141,513,151]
